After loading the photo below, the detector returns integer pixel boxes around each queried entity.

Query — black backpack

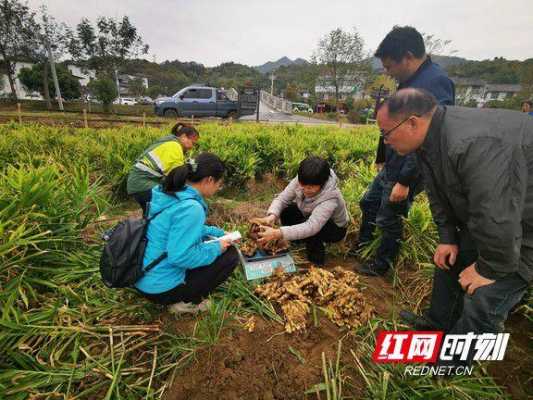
[100,205,171,288]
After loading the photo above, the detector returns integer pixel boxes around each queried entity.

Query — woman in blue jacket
[135,152,239,314]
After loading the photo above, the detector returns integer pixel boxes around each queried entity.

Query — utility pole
[46,40,63,111]
[270,73,275,96]
[256,88,260,123]
[114,68,122,105]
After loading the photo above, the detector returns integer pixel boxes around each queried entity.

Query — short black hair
[375,26,425,62]
[385,88,437,120]
[297,156,330,186]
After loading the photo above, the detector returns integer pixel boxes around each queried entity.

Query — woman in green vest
[127,123,199,213]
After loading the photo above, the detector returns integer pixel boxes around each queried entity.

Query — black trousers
[138,246,240,305]
[358,169,415,269]
[131,189,153,215]
[426,230,528,334]
[280,204,347,245]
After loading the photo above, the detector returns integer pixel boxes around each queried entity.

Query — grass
[348,320,509,400]
[0,122,529,399]
[314,341,346,400]
[195,297,231,345]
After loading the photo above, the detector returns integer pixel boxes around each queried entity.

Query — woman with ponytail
[135,152,240,314]
[127,122,200,213]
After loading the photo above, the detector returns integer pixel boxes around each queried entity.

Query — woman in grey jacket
[257,156,349,265]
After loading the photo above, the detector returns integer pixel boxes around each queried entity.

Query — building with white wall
[453,77,522,107]
[0,61,43,99]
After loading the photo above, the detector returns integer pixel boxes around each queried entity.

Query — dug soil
[166,316,351,400]
[162,260,395,400]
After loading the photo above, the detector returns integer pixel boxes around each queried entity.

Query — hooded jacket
[135,185,225,294]
[267,170,349,241]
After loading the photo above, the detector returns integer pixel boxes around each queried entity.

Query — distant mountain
[369,55,469,72]
[256,57,308,74]
[432,55,469,69]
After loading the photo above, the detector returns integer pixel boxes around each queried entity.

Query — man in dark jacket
[357,26,455,276]
[378,88,531,340]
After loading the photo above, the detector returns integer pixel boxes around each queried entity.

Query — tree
[462,99,479,108]
[272,63,319,98]
[313,27,367,109]
[519,60,533,98]
[365,74,396,97]
[285,83,298,101]
[128,76,146,97]
[422,33,457,56]
[88,77,117,112]
[18,63,81,100]
[69,16,149,101]
[485,96,522,110]
[446,58,527,84]
[34,6,73,109]
[0,0,38,100]
[146,84,162,99]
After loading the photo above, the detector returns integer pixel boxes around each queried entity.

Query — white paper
[204,231,241,243]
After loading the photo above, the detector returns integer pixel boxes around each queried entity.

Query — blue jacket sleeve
[166,204,222,269]
[427,75,455,106]
[203,225,225,238]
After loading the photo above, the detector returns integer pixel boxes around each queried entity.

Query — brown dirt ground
[208,199,269,226]
[161,259,396,400]
[487,312,533,399]
[164,317,347,400]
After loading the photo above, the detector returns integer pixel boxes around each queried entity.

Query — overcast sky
[28,0,533,66]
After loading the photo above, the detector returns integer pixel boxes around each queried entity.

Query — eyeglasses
[380,115,414,140]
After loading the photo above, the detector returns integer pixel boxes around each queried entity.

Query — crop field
[0,122,531,399]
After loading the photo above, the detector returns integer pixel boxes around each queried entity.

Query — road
[241,100,336,124]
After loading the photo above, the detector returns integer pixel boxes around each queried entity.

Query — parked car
[154,86,251,118]
[292,102,313,113]
[27,92,42,100]
[113,97,137,105]
[136,96,154,105]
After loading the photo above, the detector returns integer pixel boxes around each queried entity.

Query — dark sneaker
[357,261,389,276]
[399,310,438,330]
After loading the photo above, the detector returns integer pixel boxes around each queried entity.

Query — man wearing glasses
[377,88,530,361]
[356,26,455,276]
